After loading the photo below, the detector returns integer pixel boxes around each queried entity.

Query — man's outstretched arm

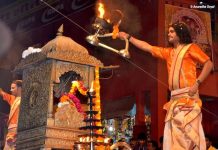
[0,88,15,105]
[118,32,153,54]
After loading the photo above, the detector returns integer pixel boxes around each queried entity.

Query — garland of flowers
[94,66,103,150]
[93,67,104,145]
[70,81,87,95]
[57,68,104,148]
[58,80,88,114]
[112,24,119,39]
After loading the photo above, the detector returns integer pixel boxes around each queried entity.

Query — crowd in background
[109,132,217,150]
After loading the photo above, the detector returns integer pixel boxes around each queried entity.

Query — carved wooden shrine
[14,25,104,149]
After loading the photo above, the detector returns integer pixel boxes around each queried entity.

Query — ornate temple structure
[14,25,104,149]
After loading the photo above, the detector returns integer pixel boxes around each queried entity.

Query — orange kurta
[151,44,209,150]
[2,92,20,149]
[3,93,20,128]
[151,44,209,90]
[151,43,209,109]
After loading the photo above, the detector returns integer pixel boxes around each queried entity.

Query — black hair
[118,138,126,142]
[137,132,146,140]
[148,140,158,149]
[12,80,22,88]
[205,134,212,141]
[169,22,192,44]
[159,136,163,143]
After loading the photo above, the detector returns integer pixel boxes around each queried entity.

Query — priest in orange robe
[118,22,213,150]
[0,80,22,150]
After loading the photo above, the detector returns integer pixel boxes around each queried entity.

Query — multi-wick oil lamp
[86,3,130,58]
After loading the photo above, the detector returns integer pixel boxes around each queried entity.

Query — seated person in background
[147,140,158,150]
[158,136,163,150]
[109,138,114,146]
[134,133,147,150]
[129,138,137,149]
[105,138,114,150]
[110,138,131,150]
[205,134,217,150]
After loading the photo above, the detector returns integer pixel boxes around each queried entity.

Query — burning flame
[98,3,105,18]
